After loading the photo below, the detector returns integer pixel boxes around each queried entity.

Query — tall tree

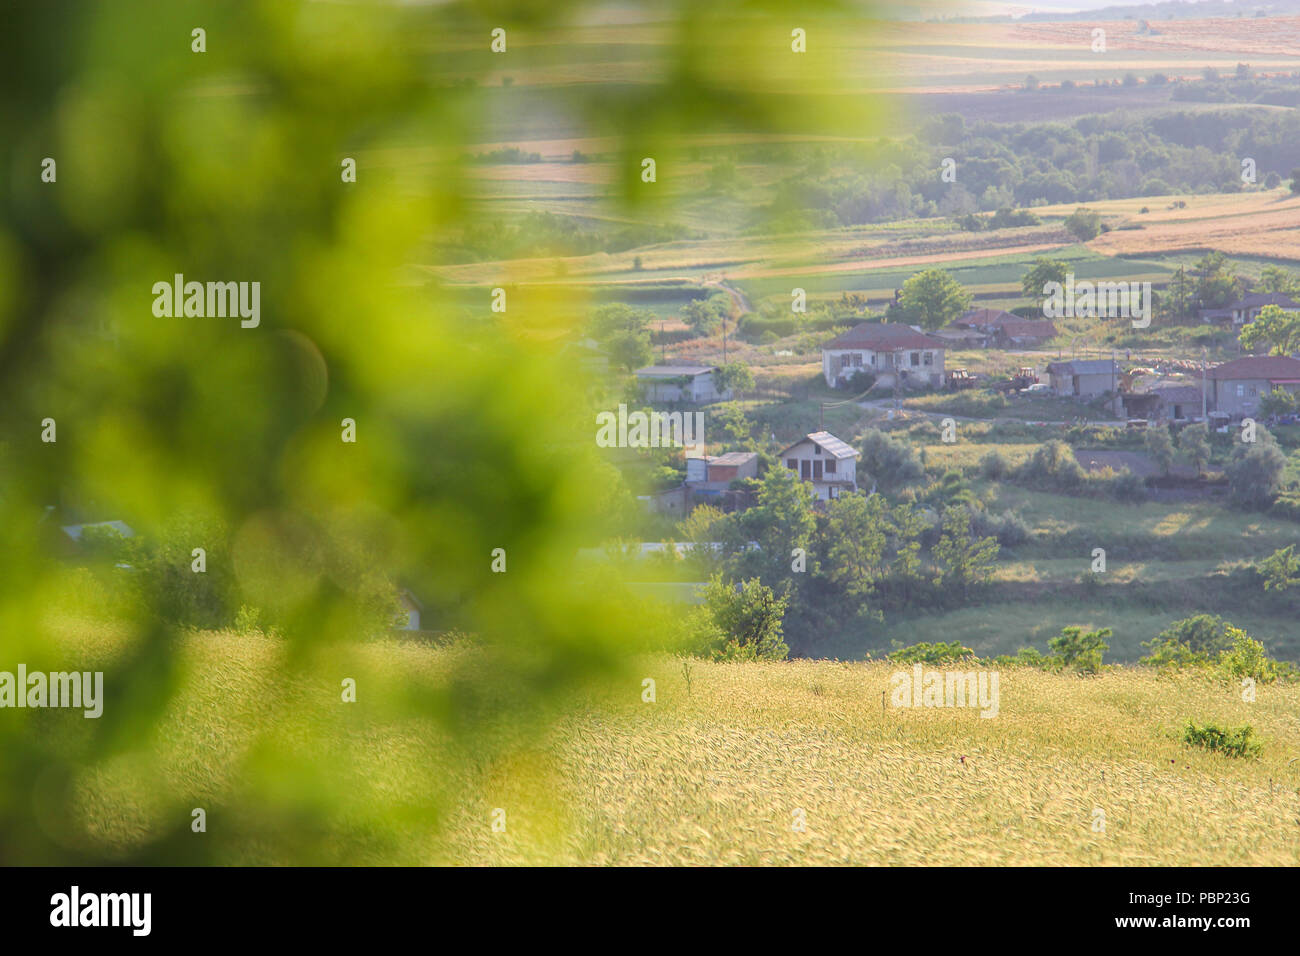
[931,507,999,602]
[1021,257,1069,310]
[895,269,972,331]
[1240,304,1300,355]
[824,492,889,599]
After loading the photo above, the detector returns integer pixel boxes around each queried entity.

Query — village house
[1229,292,1300,327]
[1121,384,1205,423]
[778,431,859,501]
[635,365,732,403]
[684,451,760,511]
[821,323,945,389]
[1045,358,1119,399]
[1148,384,1205,422]
[686,451,759,488]
[994,318,1058,348]
[1208,355,1300,417]
[953,307,1019,332]
[939,308,1056,349]
[1200,293,1300,327]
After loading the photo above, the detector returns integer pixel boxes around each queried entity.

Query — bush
[1107,468,1147,502]
[1226,440,1286,509]
[1142,613,1234,671]
[693,574,789,661]
[128,515,239,629]
[1017,439,1085,492]
[1257,544,1300,591]
[969,507,1030,547]
[1047,625,1110,674]
[978,450,1009,480]
[1269,493,1300,522]
[887,641,975,665]
[1064,207,1102,241]
[994,646,1050,668]
[1217,631,1293,684]
[1182,720,1262,759]
[859,429,925,490]
[845,369,876,393]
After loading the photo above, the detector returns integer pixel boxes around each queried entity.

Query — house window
[801,460,811,479]
[786,458,797,471]
[839,355,849,370]
[923,352,933,367]
[852,353,862,366]
[812,460,823,480]
[1249,386,1257,396]
[910,351,920,366]
[1237,384,1245,397]
[814,445,821,455]
[825,459,836,475]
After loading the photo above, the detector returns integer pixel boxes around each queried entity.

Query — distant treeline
[754,107,1300,229]
[1011,1,1300,23]
[443,212,689,262]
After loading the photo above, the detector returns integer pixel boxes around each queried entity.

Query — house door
[812,460,823,480]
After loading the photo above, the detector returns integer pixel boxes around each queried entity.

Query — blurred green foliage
[0,0,880,863]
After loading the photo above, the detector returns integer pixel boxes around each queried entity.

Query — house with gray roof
[1045,358,1119,399]
[635,364,732,403]
[778,431,859,501]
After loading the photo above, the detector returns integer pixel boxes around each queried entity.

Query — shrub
[1064,207,1102,241]
[1141,613,1235,672]
[1258,544,1300,591]
[859,429,925,490]
[887,641,975,665]
[694,574,789,661]
[845,369,876,393]
[1182,720,1262,759]
[1017,439,1085,491]
[128,515,239,629]
[994,646,1050,668]
[1227,440,1286,509]
[1217,631,1293,684]
[970,507,1030,547]
[1268,492,1300,523]
[1107,468,1148,502]
[978,450,1009,479]
[1047,625,1110,674]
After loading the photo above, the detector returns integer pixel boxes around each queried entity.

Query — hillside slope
[45,626,1300,866]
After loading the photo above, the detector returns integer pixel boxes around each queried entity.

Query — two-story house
[778,431,859,501]
[1209,355,1300,417]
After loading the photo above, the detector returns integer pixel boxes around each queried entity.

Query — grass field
[48,625,1300,865]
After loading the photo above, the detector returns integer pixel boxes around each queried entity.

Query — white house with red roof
[821,322,946,389]
[778,431,860,501]
[1208,355,1300,416]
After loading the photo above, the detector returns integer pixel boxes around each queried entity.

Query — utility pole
[1201,346,1208,420]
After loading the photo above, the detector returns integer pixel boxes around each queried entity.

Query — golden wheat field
[54,624,1300,866]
